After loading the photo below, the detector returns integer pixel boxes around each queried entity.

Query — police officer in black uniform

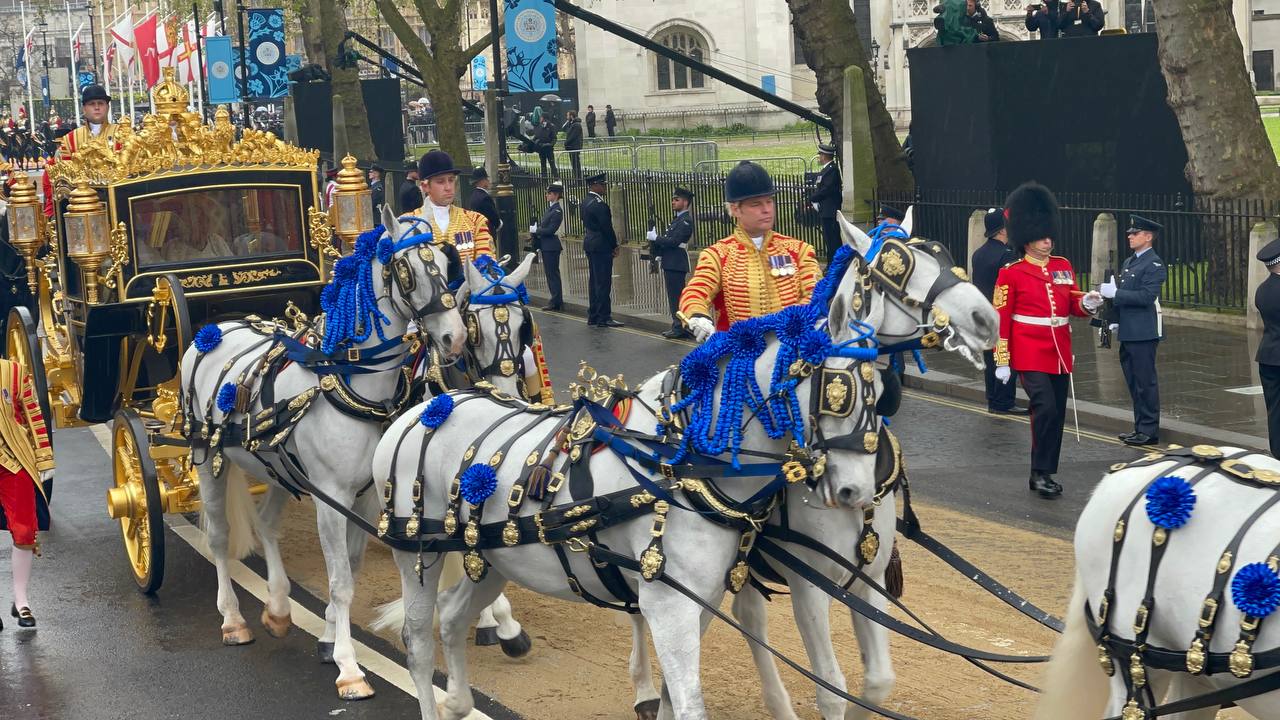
[971,208,1027,414]
[582,171,623,327]
[532,182,565,310]
[1101,214,1167,446]
[468,167,507,260]
[1255,239,1280,458]
[648,187,695,339]
[808,142,842,261]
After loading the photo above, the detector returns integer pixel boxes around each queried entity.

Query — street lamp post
[38,21,50,112]
[487,0,516,266]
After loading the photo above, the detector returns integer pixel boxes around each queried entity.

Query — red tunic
[993,255,1091,374]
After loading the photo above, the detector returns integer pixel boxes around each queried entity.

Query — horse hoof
[475,626,500,646]
[635,698,661,720]
[261,609,292,639]
[221,623,255,646]
[499,629,533,658]
[336,677,376,701]
[317,641,335,664]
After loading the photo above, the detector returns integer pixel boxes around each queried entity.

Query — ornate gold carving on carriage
[1,68,377,594]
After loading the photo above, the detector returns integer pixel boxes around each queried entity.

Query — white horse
[181,204,465,700]
[1035,445,1280,719]
[373,278,893,718]
[622,213,1000,720]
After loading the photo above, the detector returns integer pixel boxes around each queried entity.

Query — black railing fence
[878,189,1280,312]
[508,167,824,250]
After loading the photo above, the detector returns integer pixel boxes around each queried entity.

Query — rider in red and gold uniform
[0,357,55,629]
[993,182,1102,498]
[679,161,821,340]
[42,85,118,218]
[412,150,494,265]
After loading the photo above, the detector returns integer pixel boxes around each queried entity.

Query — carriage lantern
[6,171,45,294]
[331,154,373,243]
[63,181,111,304]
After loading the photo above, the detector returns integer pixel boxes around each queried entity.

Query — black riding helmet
[724,161,775,203]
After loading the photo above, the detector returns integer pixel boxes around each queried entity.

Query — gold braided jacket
[679,229,820,330]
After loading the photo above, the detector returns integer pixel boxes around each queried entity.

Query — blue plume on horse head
[468,254,529,304]
[320,225,392,356]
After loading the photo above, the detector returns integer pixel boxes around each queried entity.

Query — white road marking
[1225,385,1265,396]
[89,425,491,719]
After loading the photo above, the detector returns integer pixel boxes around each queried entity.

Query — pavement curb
[531,290,1272,454]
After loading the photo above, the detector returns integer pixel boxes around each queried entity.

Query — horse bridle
[864,236,970,343]
[380,215,461,320]
[464,294,532,381]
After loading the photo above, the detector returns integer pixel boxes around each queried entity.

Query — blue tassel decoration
[1145,476,1196,530]
[459,463,499,505]
[194,324,223,353]
[216,382,238,414]
[1232,562,1280,618]
[419,394,455,429]
[320,225,392,356]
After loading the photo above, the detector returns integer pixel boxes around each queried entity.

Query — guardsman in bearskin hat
[993,182,1102,498]
[412,150,494,265]
[42,84,118,217]
[0,357,55,629]
[679,161,820,341]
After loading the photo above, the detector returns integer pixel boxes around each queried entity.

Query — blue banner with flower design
[245,9,288,99]
[503,0,557,93]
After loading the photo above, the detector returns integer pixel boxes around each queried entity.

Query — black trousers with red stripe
[1020,371,1070,475]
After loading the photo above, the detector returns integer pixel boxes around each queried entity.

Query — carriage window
[131,187,303,268]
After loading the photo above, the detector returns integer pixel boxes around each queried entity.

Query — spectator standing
[468,167,507,261]
[648,187,695,339]
[368,164,385,219]
[1255,239,1280,458]
[1057,0,1103,36]
[807,141,843,262]
[534,116,559,178]
[971,208,1026,415]
[934,0,1001,44]
[582,171,623,327]
[531,182,565,311]
[1102,215,1167,446]
[604,105,617,137]
[398,168,422,213]
[585,104,597,138]
[1025,0,1060,38]
[562,110,584,180]
[993,182,1103,498]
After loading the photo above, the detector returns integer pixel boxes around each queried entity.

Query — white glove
[687,316,716,343]
[39,469,53,483]
[645,229,657,242]
[811,203,819,212]
[1082,291,1102,312]
[1100,280,1117,299]
[1109,323,1119,332]
[995,366,1011,384]
[529,223,537,233]
[0,196,8,217]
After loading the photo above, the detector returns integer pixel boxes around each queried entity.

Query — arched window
[654,27,708,91]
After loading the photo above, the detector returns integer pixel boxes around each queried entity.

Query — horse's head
[834,212,997,369]
[377,205,466,358]
[456,253,535,398]
[804,335,885,510]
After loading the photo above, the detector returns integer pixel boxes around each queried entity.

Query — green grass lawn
[1265,115,1280,160]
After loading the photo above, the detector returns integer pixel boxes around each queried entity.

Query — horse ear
[838,211,873,257]
[462,254,485,294]
[380,203,397,233]
[828,293,849,342]
[454,277,471,307]
[506,253,536,287]
[901,206,914,236]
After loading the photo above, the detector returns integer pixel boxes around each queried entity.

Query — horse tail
[1032,573,1108,720]
[222,465,259,560]
[370,598,405,633]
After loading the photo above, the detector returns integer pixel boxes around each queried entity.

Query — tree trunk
[788,0,914,195]
[311,0,375,162]
[1153,0,1280,299]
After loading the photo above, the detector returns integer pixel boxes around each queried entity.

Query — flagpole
[113,0,123,121]
[98,0,110,101]
[21,2,35,134]
[67,2,80,125]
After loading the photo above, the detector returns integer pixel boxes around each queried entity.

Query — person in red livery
[993,182,1102,498]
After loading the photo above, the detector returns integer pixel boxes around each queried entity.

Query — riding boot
[1028,472,1062,499]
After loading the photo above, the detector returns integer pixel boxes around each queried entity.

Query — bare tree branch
[377,0,434,61]
[460,27,502,67]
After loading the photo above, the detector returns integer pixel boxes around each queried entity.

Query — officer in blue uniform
[970,208,1026,415]
[807,142,842,261]
[1254,238,1280,457]
[531,182,564,310]
[1100,214,1167,446]
[649,186,695,339]
[582,171,623,327]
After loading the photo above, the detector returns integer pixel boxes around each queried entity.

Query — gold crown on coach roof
[151,68,189,115]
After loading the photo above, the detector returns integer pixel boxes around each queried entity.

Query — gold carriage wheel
[108,409,166,594]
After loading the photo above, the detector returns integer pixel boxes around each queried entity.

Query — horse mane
[319,224,392,355]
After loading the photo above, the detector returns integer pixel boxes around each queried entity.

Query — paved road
[0,309,1143,718]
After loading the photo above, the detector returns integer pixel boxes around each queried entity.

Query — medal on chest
[454,231,475,251]
[1051,270,1073,285]
[768,254,796,277]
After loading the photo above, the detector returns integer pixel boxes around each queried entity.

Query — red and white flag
[156,15,176,71]
[104,44,116,81]
[110,9,135,71]
[71,23,84,65]
[134,12,159,86]
[176,20,198,83]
